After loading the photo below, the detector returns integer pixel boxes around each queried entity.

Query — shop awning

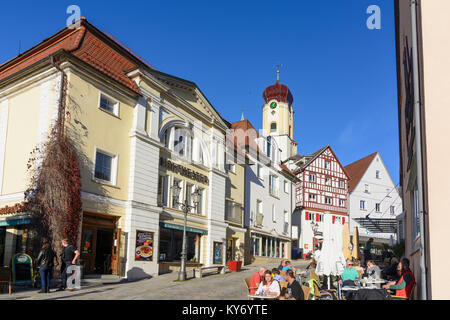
[354,218,398,234]
[0,218,31,227]
[159,222,208,235]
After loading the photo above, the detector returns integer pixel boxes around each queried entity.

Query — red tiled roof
[0,19,147,93]
[230,120,261,154]
[344,152,378,193]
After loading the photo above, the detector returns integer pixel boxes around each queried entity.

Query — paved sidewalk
[0,260,309,300]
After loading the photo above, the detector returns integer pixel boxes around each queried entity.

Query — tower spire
[275,63,282,81]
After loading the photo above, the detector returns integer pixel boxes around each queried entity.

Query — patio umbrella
[342,222,352,261]
[352,226,361,261]
[316,214,346,289]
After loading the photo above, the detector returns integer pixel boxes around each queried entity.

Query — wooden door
[110,228,121,275]
[81,226,97,274]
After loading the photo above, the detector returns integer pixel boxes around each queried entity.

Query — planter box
[227,260,242,272]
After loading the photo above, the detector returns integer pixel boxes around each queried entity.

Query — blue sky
[0,0,399,183]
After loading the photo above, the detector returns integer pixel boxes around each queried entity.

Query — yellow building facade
[0,19,232,279]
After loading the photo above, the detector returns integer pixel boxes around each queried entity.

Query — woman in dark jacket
[35,241,56,293]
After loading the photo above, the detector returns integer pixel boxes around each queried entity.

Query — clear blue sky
[0,0,399,183]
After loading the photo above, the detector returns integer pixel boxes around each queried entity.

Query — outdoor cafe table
[360,279,387,287]
[248,294,279,300]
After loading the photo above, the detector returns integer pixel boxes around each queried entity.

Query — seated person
[365,260,382,288]
[305,259,317,281]
[382,258,415,298]
[255,270,280,298]
[249,267,266,294]
[279,270,304,300]
[382,257,399,281]
[282,261,296,275]
[339,260,360,287]
[272,268,285,282]
[278,259,286,271]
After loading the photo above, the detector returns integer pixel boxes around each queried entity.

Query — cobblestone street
[0,260,309,300]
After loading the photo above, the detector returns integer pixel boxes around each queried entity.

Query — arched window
[163,126,193,160]
[270,122,277,133]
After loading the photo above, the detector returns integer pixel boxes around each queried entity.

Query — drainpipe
[410,0,428,300]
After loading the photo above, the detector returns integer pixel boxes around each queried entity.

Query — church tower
[262,70,297,161]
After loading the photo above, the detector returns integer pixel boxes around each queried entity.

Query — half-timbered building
[285,145,349,258]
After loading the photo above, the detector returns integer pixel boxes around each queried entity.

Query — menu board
[135,230,154,261]
[213,242,223,264]
[12,253,33,285]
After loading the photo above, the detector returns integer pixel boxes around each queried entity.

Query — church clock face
[270,102,277,109]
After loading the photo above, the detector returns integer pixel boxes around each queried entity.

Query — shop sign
[0,218,31,227]
[159,222,208,235]
[135,230,154,261]
[160,157,209,185]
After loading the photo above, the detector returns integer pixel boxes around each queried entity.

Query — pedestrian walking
[57,238,80,291]
[35,240,56,293]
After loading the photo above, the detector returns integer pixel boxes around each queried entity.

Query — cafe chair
[244,277,258,294]
[301,285,311,300]
[279,281,288,297]
[310,279,335,300]
[390,283,416,300]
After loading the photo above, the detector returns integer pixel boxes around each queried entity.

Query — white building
[345,152,403,248]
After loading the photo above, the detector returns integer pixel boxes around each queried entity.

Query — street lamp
[172,183,201,281]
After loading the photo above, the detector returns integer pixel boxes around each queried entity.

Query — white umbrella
[316,214,346,289]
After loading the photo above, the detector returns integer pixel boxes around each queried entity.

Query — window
[411,186,420,243]
[99,93,119,116]
[308,193,316,201]
[364,184,370,193]
[326,177,331,186]
[376,170,380,179]
[340,199,345,207]
[173,128,192,159]
[196,188,204,215]
[360,200,366,210]
[267,136,271,157]
[94,149,117,184]
[309,174,316,182]
[226,163,236,173]
[269,174,278,196]
[339,180,345,188]
[390,206,395,215]
[257,165,263,179]
[272,204,276,222]
[172,178,183,209]
[186,183,194,213]
[375,203,381,212]
[270,122,277,133]
[157,175,169,206]
[325,161,330,169]
[284,180,289,193]
[325,197,332,205]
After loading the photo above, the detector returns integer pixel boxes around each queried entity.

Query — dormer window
[270,122,277,133]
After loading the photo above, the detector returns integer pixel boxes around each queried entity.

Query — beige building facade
[395,0,450,299]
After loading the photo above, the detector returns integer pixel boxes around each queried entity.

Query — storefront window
[15,227,36,257]
[159,227,201,263]
[0,227,5,265]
